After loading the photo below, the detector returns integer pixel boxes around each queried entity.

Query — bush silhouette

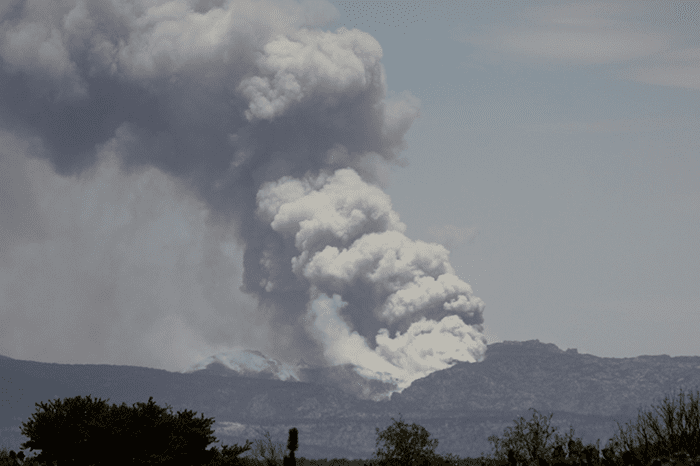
[604,387,700,466]
[8,388,700,466]
[250,429,287,466]
[370,412,442,466]
[551,445,567,466]
[488,408,582,466]
[584,445,600,466]
[0,445,51,465]
[15,394,252,466]
[567,439,585,464]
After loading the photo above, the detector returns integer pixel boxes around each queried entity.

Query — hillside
[2,340,699,459]
[392,340,700,418]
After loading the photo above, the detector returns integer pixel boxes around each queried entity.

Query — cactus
[283,428,299,466]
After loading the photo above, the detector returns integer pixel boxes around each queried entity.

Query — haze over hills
[181,348,405,402]
[181,348,303,381]
[2,340,700,459]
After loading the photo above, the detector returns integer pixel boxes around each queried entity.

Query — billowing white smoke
[256,168,486,392]
[0,0,486,400]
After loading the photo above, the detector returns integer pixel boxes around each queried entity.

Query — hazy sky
[353,0,700,359]
[0,0,698,380]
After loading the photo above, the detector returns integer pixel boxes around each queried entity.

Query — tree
[0,447,29,466]
[551,445,566,466]
[567,439,584,464]
[371,413,441,466]
[283,428,299,466]
[601,442,617,466]
[18,394,113,466]
[487,408,581,466]
[581,444,601,466]
[250,429,287,466]
[100,395,227,465]
[604,387,700,466]
[17,394,252,466]
[210,442,256,466]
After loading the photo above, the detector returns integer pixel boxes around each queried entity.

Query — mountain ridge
[2,340,699,459]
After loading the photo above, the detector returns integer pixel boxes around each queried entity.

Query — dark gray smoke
[0,0,485,399]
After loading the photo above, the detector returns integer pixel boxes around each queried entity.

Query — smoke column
[255,168,485,395]
[0,0,485,399]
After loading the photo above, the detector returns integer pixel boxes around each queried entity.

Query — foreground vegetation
[2,387,700,466]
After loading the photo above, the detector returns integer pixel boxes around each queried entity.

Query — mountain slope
[183,349,399,402]
[392,340,700,419]
[2,340,700,459]
[182,349,301,381]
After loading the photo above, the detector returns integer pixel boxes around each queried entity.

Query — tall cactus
[283,428,299,466]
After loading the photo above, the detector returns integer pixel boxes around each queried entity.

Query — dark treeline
[2,387,700,466]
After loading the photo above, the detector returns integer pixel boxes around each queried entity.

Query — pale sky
[359,0,700,359]
[0,0,698,380]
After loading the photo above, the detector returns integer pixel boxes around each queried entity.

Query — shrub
[250,429,287,466]
[15,394,252,466]
[370,412,442,466]
[605,387,700,466]
[487,408,582,466]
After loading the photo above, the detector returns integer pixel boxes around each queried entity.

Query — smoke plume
[0,0,485,400]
